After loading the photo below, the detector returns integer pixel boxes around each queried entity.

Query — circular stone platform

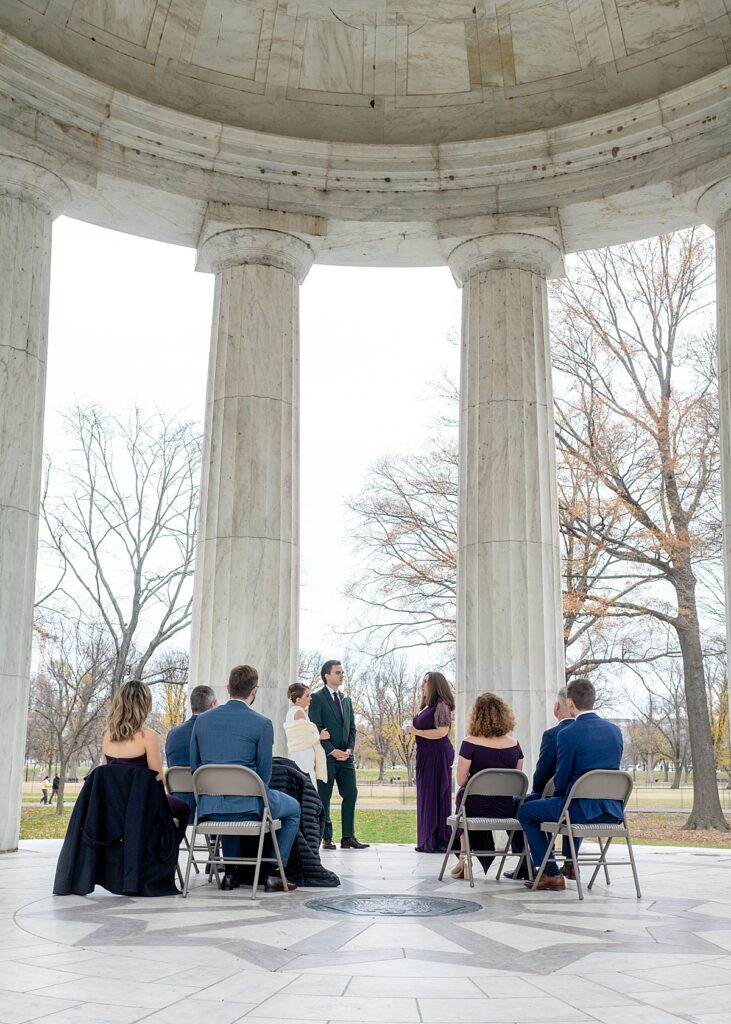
[305,894,482,917]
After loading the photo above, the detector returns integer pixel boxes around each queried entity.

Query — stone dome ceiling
[1,0,730,144]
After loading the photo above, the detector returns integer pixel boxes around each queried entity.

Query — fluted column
[699,182,731,738]
[0,156,69,852]
[190,227,314,750]
[449,231,565,768]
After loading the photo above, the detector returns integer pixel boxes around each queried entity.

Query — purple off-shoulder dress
[414,701,454,852]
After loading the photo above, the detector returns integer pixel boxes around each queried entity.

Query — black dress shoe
[504,868,530,881]
[221,871,240,891]
[341,836,370,849]
[322,839,337,850]
[264,875,297,893]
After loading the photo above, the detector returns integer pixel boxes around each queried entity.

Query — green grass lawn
[19,806,731,848]
[21,808,74,840]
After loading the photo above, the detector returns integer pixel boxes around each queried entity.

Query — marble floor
[1,841,730,1024]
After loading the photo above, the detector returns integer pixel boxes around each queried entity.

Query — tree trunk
[671,760,682,790]
[645,759,655,784]
[378,755,385,782]
[55,755,68,816]
[663,763,669,783]
[675,575,729,830]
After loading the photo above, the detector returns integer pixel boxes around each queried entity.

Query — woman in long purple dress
[409,672,455,853]
[450,692,523,878]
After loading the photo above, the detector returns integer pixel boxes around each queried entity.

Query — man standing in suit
[165,685,217,815]
[190,665,300,892]
[309,659,369,850]
[517,677,623,891]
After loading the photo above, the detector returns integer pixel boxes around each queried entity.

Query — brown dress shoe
[561,862,577,880]
[322,839,337,850]
[341,836,370,849]
[524,873,566,891]
[264,875,297,893]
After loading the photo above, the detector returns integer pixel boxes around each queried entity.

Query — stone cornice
[1,31,731,234]
[0,154,70,215]
[197,227,316,281]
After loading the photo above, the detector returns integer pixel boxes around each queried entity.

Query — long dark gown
[414,701,454,852]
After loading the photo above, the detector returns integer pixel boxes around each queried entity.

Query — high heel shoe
[450,854,468,879]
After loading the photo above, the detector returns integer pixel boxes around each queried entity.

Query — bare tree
[39,405,201,693]
[346,442,458,657]
[31,615,113,814]
[626,663,689,788]
[552,229,726,829]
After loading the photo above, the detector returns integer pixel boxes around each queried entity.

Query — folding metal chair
[438,768,532,887]
[182,764,288,900]
[164,767,203,884]
[532,769,641,900]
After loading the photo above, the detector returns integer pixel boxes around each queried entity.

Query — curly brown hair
[467,692,515,738]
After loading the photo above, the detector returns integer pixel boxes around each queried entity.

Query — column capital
[0,155,70,216]
[697,180,731,228]
[196,227,316,281]
[448,230,565,286]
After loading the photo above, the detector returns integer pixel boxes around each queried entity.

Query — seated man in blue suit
[517,677,623,891]
[190,664,300,893]
[165,685,217,815]
[508,686,574,879]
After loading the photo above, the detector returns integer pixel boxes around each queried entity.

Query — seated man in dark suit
[190,664,300,893]
[165,685,217,815]
[507,687,574,879]
[517,677,623,891]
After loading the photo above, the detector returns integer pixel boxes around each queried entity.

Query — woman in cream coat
[284,683,329,789]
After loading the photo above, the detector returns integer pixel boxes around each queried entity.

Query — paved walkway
[1,841,730,1023]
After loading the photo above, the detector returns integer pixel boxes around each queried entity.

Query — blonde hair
[106,680,152,742]
[467,692,515,738]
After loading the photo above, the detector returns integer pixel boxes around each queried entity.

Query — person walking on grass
[40,776,50,805]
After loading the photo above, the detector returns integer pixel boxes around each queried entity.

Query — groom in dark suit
[517,677,623,891]
[309,659,369,850]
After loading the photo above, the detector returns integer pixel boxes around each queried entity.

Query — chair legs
[438,822,459,881]
[531,829,559,890]
[181,815,198,898]
[462,823,475,888]
[587,837,613,891]
[625,829,642,899]
[565,826,583,901]
[250,821,268,900]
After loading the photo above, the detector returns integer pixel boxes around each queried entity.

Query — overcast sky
[45,216,461,660]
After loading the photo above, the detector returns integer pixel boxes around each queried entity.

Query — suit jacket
[309,686,356,758]
[532,718,574,794]
[554,711,624,821]
[165,715,199,767]
[53,764,178,897]
[190,699,273,818]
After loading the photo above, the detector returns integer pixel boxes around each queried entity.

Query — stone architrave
[191,225,315,749]
[448,229,565,768]
[698,181,731,734]
[0,155,69,852]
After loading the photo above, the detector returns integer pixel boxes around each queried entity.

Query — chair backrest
[165,766,194,796]
[542,776,555,798]
[566,769,633,805]
[192,764,269,807]
[462,768,529,801]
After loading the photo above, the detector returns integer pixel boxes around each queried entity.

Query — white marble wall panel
[192,0,265,78]
[406,22,471,95]
[71,0,160,47]
[509,1,582,84]
[452,246,563,768]
[299,17,364,94]
[0,188,54,851]
[616,0,699,54]
[190,256,304,751]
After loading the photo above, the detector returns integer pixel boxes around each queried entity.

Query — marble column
[699,182,731,741]
[448,231,565,769]
[0,156,69,852]
[191,228,314,751]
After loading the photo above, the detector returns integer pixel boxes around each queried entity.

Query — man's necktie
[333,691,344,721]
